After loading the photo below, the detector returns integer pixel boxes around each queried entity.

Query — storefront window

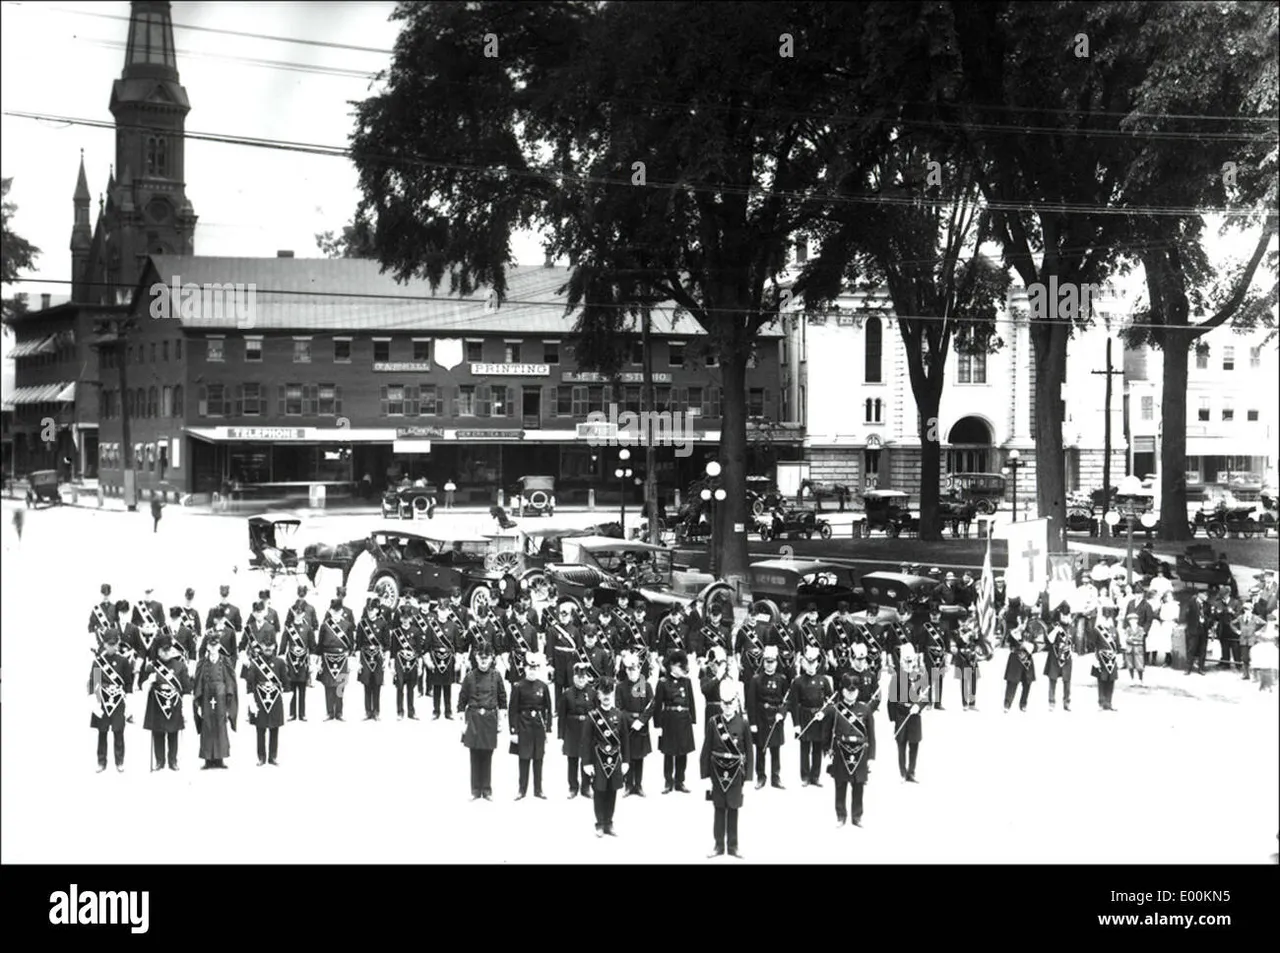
[561,447,600,481]
[316,446,353,482]
[229,448,270,484]
[459,446,500,484]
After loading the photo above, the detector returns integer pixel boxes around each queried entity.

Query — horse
[797,479,850,513]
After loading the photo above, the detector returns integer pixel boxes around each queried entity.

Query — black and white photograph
[1,0,1277,936]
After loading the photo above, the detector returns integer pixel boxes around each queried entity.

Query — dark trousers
[568,756,586,794]
[1241,645,1252,678]
[256,724,279,762]
[432,684,453,716]
[958,669,979,707]
[97,726,124,767]
[835,778,865,822]
[323,685,345,719]
[1186,633,1206,672]
[712,806,739,851]
[926,664,944,706]
[469,749,494,796]
[754,741,782,782]
[396,680,416,717]
[896,738,919,777]
[363,683,382,717]
[518,758,544,795]
[289,685,308,719]
[593,789,618,830]
[151,730,178,769]
[625,758,645,792]
[1003,678,1031,710]
[662,754,688,786]
[1047,675,1071,707]
[152,516,161,533]
[1097,680,1117,710]
[1218,640,1239,667]
[799,740,824,782]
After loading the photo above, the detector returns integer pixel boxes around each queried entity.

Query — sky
[0,0,546,309]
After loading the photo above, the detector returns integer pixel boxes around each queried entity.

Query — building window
[957,351,987,384]
[147,387,158,417]
[1140,395,1154,421]
[317,384,338,416]
[1195,350,1208,370]
[150,343,157,363]
[490,385,509,417]
[413,340,430,362]
[1223,347,1235,371]
[161,386,173,417]
[747,388,766,417]
[504,342,521,364]
[705,348,719,368]
[457,385,477,416]
[623,385,642,414]
[1247,409,1259,422]
[418,384,439,416]
[384,385,405,416]
[555,386,573,417]
[201,384,227,417]
[334,339,352,363]
[146,136,168,176]
[629,341,644,365]
[175,339,182,361]
[654,386,671,413]
[241,383,261,416]
[1250,346,1261,368]
[864,316,883,383]
[373,340,390,363]
[173,385,182,416]
[284,384,303,416]
[864,449,881,487]
[1222,407,1234,422]
[686,386,704,416]
[669,342,686,368]
[162,340,169,362]
[543,341,560,364]
[245,338,262,362]
[465,340,484,362]
[293,339,312,363]
[1198,398,1210,422]
[703,387,722,419]
[864,398,883,423]
[207,338,224,362]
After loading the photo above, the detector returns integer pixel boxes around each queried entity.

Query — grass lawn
[1079,535,1279,572]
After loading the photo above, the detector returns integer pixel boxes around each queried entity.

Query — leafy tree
[314,213,377,259]
[2,177,41,328]
[348,0,878,591]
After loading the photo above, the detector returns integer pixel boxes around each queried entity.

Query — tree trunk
[1158,335,1193,541]
[717,344,750,599]
[916,383,944,540]
[642,307,658,544]
[1031,320,1069,552]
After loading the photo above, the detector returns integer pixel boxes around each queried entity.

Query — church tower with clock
[72,0,197,304]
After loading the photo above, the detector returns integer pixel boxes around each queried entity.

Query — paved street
[1,499,1276,864]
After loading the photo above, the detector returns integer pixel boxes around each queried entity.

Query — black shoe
[603,827,617,837]
[445,713,454,720]
[906,772,917,783]
[470,794,481,801]
[623,789,636,798]
[568,790,579,799]
[1063,704,1071,712]
[852,817,863,828]
[269,759,279,766]
[168,762,178,771]
[810,778,823,788]
[397,714,404,721]
[771,779,785,790]
[836,818,847,828]
[535,792,547,800]
[728,848,743,859]
[96,764,107,773]
[482,793,492,801]
[288,715,298,722]
[933,704,944,711]
[408,714,419,721]
[662,784,674,794]
[754,778,766,790]
[363,715,374,721]
[200,763,212,771]
[675,784,690,793]
[800,779,811,788]
[634,786,645,797]
[432,713,440,721]
[215,761,229,769]
[299,716,307,722]
[258,758,267,766]
[336,715,345,722]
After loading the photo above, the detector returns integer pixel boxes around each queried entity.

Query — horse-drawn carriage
[797,479,851,513]
[248,515,303,577]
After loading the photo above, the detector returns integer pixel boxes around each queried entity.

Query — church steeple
[122,0,178,81]
[71,151,92,301]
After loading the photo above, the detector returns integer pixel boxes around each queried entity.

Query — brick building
[96,256,793,504]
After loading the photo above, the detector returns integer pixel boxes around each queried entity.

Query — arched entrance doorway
[946,416,992,473]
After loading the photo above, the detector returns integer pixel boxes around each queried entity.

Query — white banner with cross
[997,518,1049,605]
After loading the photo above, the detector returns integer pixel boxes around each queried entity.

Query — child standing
[1251,611,1278,692]
[1122,612,1146,682]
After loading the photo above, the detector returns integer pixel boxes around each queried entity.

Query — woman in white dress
[1147,590,1178,666]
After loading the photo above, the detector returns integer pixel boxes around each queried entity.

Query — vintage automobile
[856,571,943,619]
[1066,491,1099,535]
[25,469,62,508]
[746,476,787,517]
[248,515,302,576]
[746,559,861,619]
[382,483,438,519]
[936,492,979,534]
[755,505,833,541]
[480,524,623,574]
[305,526,518,613]
[861,490,919,537]
[520,536,734,626]
[945,472,1007,516]
[510,475,556,517]
[1196,499,1271,539]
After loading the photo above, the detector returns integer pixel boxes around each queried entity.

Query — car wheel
[1243,519,1258,539]
[467,585,494,616]
[529,490,550,511]
[805,530,814,540]
[520,568,551,602]
[819,522,833,540]
[486,550,520,573]
[751,498,764,518]
[372,572,400,606]
[976,498,995,516]
[758,525,772,542]
[698,582,735,619]
[412,495,431,516]
[887,523,900,538]
[1207,521,1226,539]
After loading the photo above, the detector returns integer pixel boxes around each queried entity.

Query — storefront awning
[185,426,400,443]
[1186,434,1272,459]
[8,335,56,358]
[6,381,77,404]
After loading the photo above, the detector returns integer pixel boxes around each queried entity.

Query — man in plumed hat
[700,676,751,858]
[140,632,192,771]
[243,629,289,766]
[747,644,788,789]
[790,646,833,787]
[508,651,552,800]
[206,584,243,634]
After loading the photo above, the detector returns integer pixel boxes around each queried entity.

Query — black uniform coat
[913,621,950,671]
[736,622,769,681]
[171,624,198,662]
[240,618,278,655]
[557,685,596,758]
[501,620,540,682]
[746,669,789,748]
[132,600,167,634]
[886,667,929,744]
[285,600,318,635]
[1091,627,1121,682]
[1003,628,1037,683]
[579,705,630,793]
[89,653,134,730]
[700,711,754,810]
[653,675,697,756]
[141,656,192,732]
[615,673,654,759]
[459,667,507,751]
[391,622,425,687]
[548,617,581,687]
[1043,623,1074,680]
[280,616,316,688]
[423,616,461,686]
[316,612,352,688]
[88,600,119,634]
[657,614,690,662]
[206,602,243,633]
[356,615,389,688]
[822,699,872,783]
[508,677,552,759]
[242,653,289,729]
[789,672,832,743]
[848,667,879,760]
[770,623,801,675]
[176,606,201,642]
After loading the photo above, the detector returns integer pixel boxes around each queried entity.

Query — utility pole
[95,312,138,511]
[641,306,659,544]
[1091,330,1124,538]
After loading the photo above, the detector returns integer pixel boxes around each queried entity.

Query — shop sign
[373,361,433,373]
[396,426,444,439]
[227,427,307,440]
[471,363,551,376]
[456,429,524,440]
[562,371,673,384]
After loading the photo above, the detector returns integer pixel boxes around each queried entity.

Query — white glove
[88,696,103,717]
[774,712,784,722]
[583,765,595,777]
[248,701,259,719]
[621,763,630,776]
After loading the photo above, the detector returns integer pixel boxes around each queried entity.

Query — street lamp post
[615,448,633,537]
[701,461,725,577]
[1002,449,1024,522]
[1105,475,1156,586]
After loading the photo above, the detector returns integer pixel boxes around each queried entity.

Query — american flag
[976,523,996,648]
